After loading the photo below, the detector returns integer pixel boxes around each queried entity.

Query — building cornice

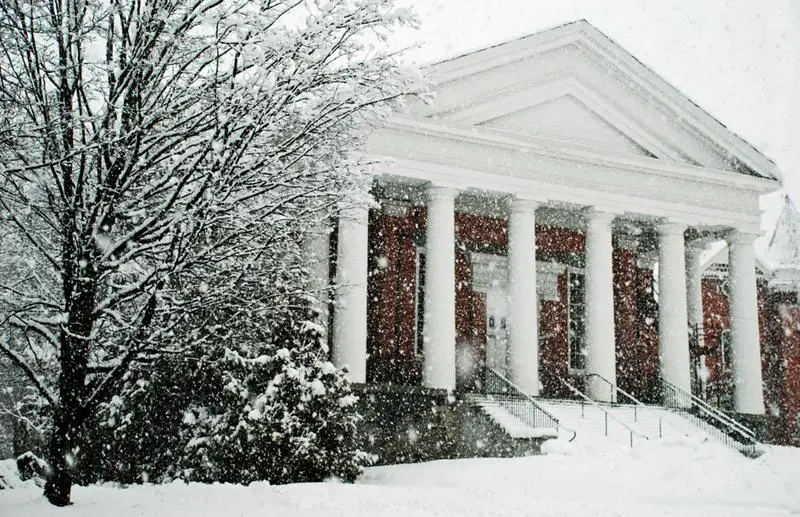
[374,117,779,195]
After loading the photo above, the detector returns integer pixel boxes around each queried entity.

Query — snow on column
[584,209,617,402]
[304,226,331,330]
[658,223,691,394]
[507,198,540,395]
[685,242,705,394]
[727,231,766,414]
[332,205,368,383]
[423,186,457,390]
[685,243,705,332]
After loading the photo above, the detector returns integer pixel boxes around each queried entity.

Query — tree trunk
[43,407,79,506]
[44,268,94,506]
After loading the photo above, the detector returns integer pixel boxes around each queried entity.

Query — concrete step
[468,394,743,452]
[465,395,560,440]
[536,398,716,446]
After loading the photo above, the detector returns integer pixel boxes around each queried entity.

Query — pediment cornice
[412,20,779,182]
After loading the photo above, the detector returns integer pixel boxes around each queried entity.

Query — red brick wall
[609,251,660,401]
[635,267,660,400]
[366,211,421,384]
[762,291,800,445]
[614,248,638,392]
[784,305,800,445]
[702,278,730,388]
[366,207,656,397]
[539,273,570,397]
[701,277,800,445]
[365,207,800,444]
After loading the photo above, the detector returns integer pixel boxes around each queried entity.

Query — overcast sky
[395,0,800,238]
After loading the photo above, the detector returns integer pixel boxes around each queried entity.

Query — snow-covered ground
[2,441,798,517]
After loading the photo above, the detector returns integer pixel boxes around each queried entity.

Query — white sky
[395,0,800,240]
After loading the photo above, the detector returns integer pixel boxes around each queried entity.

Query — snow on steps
[535,399,727,449]
[468,396,559,439]
[468,394,750,454]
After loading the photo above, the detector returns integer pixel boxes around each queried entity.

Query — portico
[323,21,780,415]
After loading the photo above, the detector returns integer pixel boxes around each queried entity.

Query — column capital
[684,240,706,262]
[426,184,458,202]
[657,221,686,237]
[585,207,617,226]
[336,203,369,224]
[509,197,541,214]
[727,229,760,246]
[685,239,706,253]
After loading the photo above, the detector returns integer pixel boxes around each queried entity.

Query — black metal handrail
[483,367,576,442]
[659,377,762,457]
[585,372,686,439]
[557,375,649,447]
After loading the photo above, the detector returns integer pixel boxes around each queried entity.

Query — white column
[685,243,705,396]
[584,209,617,402]
[507,199,539,395]
[332,205,368,383]
[422,186,457,390]
[658,223,691,394]
[728,231,765,414]
[304,226,331,329]
[685,244,705,331]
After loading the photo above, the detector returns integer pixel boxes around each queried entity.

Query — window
[414,248,426,355]
[719,328,732,369]
[567,269,586,371]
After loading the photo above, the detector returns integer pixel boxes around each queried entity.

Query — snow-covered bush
[79,302,369,485]
[0,454,43,489]
[16,451,47,482]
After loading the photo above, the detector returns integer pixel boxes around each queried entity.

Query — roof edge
[423,19,780,183]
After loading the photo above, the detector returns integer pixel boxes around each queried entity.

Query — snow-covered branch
[0,0,421,504]
[0,336,57,406]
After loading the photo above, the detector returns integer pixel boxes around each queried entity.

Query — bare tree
[0,0,418,505]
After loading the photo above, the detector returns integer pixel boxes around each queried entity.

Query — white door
[485,288,509,377]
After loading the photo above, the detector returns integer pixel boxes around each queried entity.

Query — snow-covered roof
[764,196,800,268]
[760,196,800,291]
[419,20,780,182]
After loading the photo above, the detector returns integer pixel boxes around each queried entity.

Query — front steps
[350,380,762,466]
[535,398,709,448]
[468,394,761,455]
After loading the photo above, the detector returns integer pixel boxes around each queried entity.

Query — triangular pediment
[477,94,654,157]
[407,20,778,180]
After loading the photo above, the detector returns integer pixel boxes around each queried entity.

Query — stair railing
[556,375,649,447]
[484,367,576,442]
[584,372,684,439]
[659,377,761,457]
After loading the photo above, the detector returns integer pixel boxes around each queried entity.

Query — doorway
[485,288,509,378]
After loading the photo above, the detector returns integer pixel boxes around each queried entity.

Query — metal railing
[659,377,762,457]
[557,375,649,447]
[483,367,576,442]
[584,373,688,439]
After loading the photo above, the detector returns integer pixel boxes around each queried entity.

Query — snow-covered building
[700,195,800,445]
[308,21,790,446]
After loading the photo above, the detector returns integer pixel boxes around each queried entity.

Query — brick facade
[364,205,800,446]
[366,208,661,399]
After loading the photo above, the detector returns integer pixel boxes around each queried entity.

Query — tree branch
[0,336,56,406]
